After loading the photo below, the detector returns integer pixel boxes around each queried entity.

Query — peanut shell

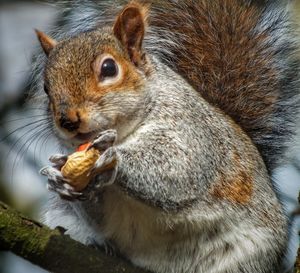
[61,147,100,191]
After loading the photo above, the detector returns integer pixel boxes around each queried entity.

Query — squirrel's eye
[100,58,118,79]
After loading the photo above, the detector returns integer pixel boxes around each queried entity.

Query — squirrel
[35,0,300,273]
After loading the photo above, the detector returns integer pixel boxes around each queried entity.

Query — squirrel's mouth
[75,132,96,142]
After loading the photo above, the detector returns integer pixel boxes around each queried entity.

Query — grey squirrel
[35,1,300,272]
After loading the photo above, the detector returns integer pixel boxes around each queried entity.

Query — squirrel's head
[36,2,151,146]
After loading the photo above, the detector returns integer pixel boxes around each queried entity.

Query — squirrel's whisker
[0,114,49,126]
[7,121,52,160]
[10,125,52,177]
[0,118,51,143]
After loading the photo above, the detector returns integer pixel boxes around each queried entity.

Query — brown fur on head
[35,2,151,147]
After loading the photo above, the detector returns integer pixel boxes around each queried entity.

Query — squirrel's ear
[113,2,149,66]
[35,29,57,56]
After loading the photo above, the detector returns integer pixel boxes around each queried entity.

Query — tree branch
[0,201,150,273]
[0,200,299,273]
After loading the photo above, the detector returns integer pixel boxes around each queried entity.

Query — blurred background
[0,1,57,272]
[0,0,299,272]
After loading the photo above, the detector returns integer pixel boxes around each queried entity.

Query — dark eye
[100,58,118,79]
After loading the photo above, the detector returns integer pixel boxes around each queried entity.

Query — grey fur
[34,1,297,273]
[42,57,288,273]
[32,0,300,171]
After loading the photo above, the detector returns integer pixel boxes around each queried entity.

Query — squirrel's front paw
[40,159,85,201]
[81,149,118,201]
[89,129,118,176]
[89,129,117,152]
[85,130,119,192]
[41,130,118,201]
[90,148,118,187]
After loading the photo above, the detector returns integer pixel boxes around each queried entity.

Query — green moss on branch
[1,200,299,273]
[0,201,150,273]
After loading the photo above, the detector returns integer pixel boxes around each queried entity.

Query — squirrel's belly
[98,186,172,254]
[75,186,283,273]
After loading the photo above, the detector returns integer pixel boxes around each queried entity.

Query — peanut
[61,147,100,191]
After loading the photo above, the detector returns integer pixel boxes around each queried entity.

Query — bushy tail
[42,0,300,171]
[147,0,300,171]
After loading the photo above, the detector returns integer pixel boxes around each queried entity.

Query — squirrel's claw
[41,130,118,201]
[102,240,118,257]
[40,166,85,201]
[94,167,118,188]
[88,129,118,185]
[40,166,66,181]
[87,238,118,257]
[89,129,117,152]
[90,147,118,176]
[83,148,118,195]
[49,154,68,169]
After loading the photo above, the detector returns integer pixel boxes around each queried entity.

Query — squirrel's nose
[59,113,80,132]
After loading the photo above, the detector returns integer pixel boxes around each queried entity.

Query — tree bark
[0,201,150,273]
[0,200,299,273]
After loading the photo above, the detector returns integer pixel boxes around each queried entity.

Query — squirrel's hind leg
[42,193,105,245]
